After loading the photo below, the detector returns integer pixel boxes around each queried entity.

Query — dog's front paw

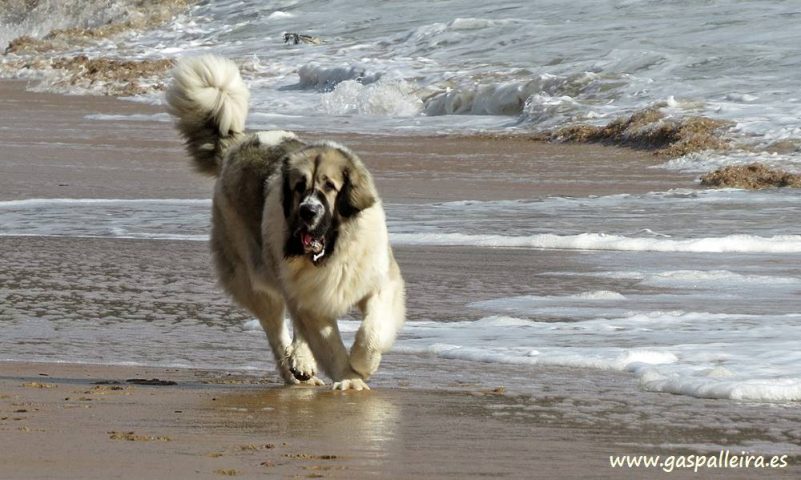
[283,342,322,386]
[289,371,326,386]
[332,377,370,391]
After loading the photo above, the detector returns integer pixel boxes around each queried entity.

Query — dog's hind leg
[350,269,406,380]
[290,309,369,391]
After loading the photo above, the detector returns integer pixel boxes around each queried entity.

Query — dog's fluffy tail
[165,55,250,176]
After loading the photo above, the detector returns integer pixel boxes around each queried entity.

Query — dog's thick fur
[166,55,405,390]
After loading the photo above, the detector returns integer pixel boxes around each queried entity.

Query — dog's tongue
[301,232,324,255]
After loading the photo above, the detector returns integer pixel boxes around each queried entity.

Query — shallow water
[2,1,801,170]
[2,191,800,402]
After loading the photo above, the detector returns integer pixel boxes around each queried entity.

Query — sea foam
[296,63,383,91]
[390,232,801,254]
[321,79,422,117]
[241,313,801,402]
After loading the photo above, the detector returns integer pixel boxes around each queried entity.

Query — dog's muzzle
[299,200,322,224]
[297,194,326,260]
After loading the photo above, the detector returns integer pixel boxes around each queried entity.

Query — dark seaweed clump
[700,163,801,190]
[544,107,733,157]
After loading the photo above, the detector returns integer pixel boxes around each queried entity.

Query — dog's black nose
[299,203,320,222]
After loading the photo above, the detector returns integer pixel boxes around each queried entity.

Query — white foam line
[0,233,207,242]
[389,232,801,254]
[4,199,801,253]
[0,198,211,208]
[84,113,172,122]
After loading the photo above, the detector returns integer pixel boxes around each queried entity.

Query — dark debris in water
[542,107,733,158]
[53,55,175,95]
[3,51,175,97]
[108,430,171,441]
[4,35,51,55]
[2,0,192,96]
[126,378,177,386]
[700,163,801,190]
[283,32,322,45]
[4,0,197,55]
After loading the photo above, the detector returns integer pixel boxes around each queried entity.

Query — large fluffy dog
[166,55,405,390]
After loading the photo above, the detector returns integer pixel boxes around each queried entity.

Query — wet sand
[2,361,799,480]
[0,362,615,480]
[2,80,800,478]
[0,80,696,202]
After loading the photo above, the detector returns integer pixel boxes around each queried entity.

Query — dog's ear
[336,160,377,218]
[281,158,293,220]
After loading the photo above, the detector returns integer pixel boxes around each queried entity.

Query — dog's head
[282,142,377,264]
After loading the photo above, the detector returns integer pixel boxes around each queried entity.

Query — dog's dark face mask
[284,179,335,264]
[282,147,376,265]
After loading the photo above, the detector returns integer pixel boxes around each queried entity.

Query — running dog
[166,55,405,390]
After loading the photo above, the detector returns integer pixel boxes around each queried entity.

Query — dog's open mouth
[300,230,326,261]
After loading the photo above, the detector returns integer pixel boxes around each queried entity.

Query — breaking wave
[295,63,383,91]
[321,79,422,116]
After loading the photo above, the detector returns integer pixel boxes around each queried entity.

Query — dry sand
[2,80,800,479]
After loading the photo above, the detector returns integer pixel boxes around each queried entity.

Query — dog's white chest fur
[282,205,390,318]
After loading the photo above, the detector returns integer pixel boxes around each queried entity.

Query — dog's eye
[294,181,305,193]
[323,181,336,192]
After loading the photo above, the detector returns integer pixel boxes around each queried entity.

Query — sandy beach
[2,79,801,480]
[0,361,631,480]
